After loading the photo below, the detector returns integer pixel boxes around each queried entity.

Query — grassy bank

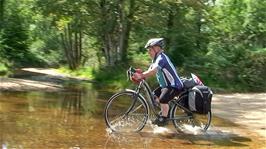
[0,63,8,76]
[54,50,266,93]
[58,67,95,79]
[57,65,132,91]
[57,63,266,93]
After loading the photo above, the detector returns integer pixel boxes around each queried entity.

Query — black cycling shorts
[153,86,180,104]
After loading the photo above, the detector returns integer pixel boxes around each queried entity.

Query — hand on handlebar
[128,67,144,84]
[131,72,144,84]
[133,72,143,80]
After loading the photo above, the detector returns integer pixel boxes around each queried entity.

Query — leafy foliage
[0,0,265,92]
[0,0,46,67]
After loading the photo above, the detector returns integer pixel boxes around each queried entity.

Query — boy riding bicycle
[133,38,184,126]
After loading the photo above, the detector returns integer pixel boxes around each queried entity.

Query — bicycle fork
[123,82,143,116]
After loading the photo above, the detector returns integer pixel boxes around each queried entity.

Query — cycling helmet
[144,38,164,49]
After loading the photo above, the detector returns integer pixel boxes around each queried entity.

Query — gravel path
[0,68,91,92]
[212,93,266,138]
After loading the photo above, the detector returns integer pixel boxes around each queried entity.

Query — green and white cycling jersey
[149,52,183,90]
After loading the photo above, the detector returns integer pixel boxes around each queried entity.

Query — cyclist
[133,38,184,126]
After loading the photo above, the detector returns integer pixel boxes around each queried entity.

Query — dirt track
[0,77,64,92]
[0,68,91,92]
[212,93,266,138]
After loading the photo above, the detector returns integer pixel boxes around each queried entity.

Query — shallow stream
[0,83,265,148]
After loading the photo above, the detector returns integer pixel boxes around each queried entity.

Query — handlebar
[127,67,135,81]
[127,67,144,84]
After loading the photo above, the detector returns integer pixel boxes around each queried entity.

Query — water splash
[2,144,7,149]
[106,128,113,134]
[105,115,146,133]
[153,126,171,134]
[186,126,202,135]
[179,124,204,135]
[147,120,172,134]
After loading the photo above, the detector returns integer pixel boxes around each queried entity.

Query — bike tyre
[171,95,212,132]
[104,91,149,133]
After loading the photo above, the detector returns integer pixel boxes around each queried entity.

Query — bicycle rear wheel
[104,91,149,133]
[171,95,212,132]
[191,111,212,131]
[171,103,192,132]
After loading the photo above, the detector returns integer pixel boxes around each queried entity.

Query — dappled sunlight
[0,77,63,91]
[21,68,66,77]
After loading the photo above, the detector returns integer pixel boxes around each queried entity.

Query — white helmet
[144,38,164,49]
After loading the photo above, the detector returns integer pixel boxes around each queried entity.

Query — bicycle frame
[131,79,193,122]
[128,80,158,116]
[168,98,193,121]
[126,67,194,122]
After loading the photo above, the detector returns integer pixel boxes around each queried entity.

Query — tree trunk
[119,0,135,62]
[78,27,82,66]
[166,9,174,49]
[61,33,73,70]
[0,0,5,30]
[196,10,202,50]
[61,22,83,70]
[99,0,135,66]
[100,0,112,66]
[107,34,115,66]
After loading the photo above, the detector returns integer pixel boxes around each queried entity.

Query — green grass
[58,66,94,79]
[0,63,8,76]
[56,53,152,91]
[92,64,132,90]
[57,65,133,90]
[56,50,266,93]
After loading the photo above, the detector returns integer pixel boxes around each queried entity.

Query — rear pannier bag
[188,85,212,114]
[182,78,197,89]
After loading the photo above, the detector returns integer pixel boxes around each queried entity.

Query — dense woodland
[0,0,265,92]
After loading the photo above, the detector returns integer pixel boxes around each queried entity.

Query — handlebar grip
[129,67,136,73]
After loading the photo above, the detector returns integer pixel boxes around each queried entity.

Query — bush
[183,48,266,92]
[0,63,8,76]
[240,49,266,91]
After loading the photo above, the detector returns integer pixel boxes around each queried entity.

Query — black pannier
[182,78,197,89]
[188,85,212,114]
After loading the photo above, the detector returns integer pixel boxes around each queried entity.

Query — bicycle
[104,67,212,133]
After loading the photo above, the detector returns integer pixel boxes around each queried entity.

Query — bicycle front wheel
[104,91,149,133]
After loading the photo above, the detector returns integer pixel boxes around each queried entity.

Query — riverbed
[0,69,265,148]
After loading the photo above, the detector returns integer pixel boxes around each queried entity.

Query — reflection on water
[0,83,265,148]
[0,83,109,148]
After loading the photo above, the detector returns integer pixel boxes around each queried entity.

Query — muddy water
[0,84,265,149]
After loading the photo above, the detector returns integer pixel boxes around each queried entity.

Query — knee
[159,99,170,104]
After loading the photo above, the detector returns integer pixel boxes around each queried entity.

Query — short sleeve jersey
[150,52,183,90]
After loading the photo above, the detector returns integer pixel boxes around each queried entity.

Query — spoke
[110,114,127,125]
[128,104,144,113]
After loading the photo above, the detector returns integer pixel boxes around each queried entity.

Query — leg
[159,87,176,117]
[153,87,161,107]
[152,87,178,126]
[160,103,169,117]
